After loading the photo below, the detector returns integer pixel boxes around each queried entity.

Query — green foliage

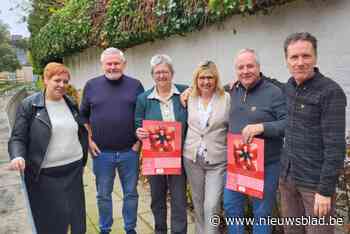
[35,75,44,91]
[0,44,21,72]
[27,0,67,35]
[0,21,21,72]
[0,79,37,95]
[30,0,298,71]
[0,80,18,94]
[11,37,29,50]
[0,21,11,43]
[30,0,93,71]
[336,148,350,228]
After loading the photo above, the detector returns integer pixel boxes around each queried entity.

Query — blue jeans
[223,161,280,234]
[93,149,139,233]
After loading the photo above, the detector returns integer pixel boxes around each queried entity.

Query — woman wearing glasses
[135,54,188,234]
[183,61,230,234]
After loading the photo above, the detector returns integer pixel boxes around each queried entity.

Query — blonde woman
[183,61,230,234]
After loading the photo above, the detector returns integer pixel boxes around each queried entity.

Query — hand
[88,138,101,157]
[136,128,149,140]
[242,124,264,144]
[9,158,25,172]
[180,87,192,107]
[229,78,239,90]
[132,141,141,152]
[314,193,332,217]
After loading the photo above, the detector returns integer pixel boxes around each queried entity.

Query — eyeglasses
[154,70,170,76]
[199,60,214,67]
[198,76,214,81]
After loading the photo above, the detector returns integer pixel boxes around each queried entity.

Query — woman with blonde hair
[8,62,88,234]
[183,61,230,234]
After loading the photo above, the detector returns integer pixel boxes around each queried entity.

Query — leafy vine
[30,0,298,71]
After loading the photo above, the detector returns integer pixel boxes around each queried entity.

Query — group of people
[8,31,346,234]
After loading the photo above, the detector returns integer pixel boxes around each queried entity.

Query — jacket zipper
[35,117,52,181]
[291,86,301,153]
[241,88,248,104]
[243,90,248,103]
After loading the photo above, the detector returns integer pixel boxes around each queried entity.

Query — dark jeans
[92,149,139,233]
[279,177,336,234]
[223,161,280,234]
[149,173,187,234]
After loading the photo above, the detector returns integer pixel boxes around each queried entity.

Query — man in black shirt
[279,32,346,234]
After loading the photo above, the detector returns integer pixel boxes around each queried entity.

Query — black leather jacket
[8,92,88,180]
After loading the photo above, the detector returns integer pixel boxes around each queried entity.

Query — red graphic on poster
[234,142,258,171]
[148,126,175,152]
[226,133,265,199]
[142,120,182,175]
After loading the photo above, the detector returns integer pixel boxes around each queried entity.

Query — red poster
[226,133,265,199]
[141,120,182,175]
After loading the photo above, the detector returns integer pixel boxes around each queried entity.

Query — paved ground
[0,95,11,164]
[83,159,196,234]
[0,158,196,234]
[0,164,34,234]
[0,93,34,234]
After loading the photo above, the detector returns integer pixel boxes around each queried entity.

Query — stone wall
[0,89,36,234]
[64,0,350,129]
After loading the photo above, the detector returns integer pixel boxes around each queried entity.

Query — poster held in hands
[141,120,182,175]
[226,133,265,199]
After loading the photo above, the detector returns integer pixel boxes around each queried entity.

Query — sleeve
[264,76,286,93]
[79,82,91,124]
[8,101,31,161]
[136,81,145,96]
[224,93,231,123]
[262,89,288,138]
[134,94,146,130]
[223,83,231,93]
[178,84,189,92]
[317,85,347,196]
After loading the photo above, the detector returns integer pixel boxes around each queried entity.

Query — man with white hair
[80,47,144,234]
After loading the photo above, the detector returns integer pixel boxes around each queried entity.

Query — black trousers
[25,159,86,234]
[148,173,187,234]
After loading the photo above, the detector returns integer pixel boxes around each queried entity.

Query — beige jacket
[183,92,230,164]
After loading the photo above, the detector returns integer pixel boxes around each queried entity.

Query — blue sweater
[80,75,144,151]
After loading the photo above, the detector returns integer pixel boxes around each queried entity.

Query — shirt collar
[32,91,74,108]
[289,67,320,88]
[236,74,264,92]
[148,84,180,100]
[103,74,125,84]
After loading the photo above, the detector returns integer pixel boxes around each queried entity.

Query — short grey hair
[235,48,260,65]
[150,54,174,74]
[100,47,126,63]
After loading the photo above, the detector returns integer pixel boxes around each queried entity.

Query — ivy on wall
[30,0,94,70]
[30,0,297,71]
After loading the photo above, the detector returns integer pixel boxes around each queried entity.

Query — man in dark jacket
[280,32,346,234]
[223,48,287,234]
